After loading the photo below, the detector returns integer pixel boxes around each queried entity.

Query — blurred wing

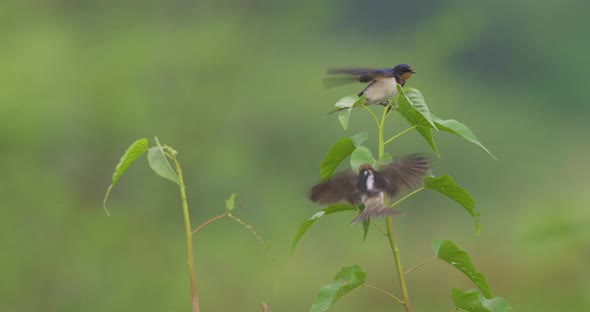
[310,172,360,205]
[326,68,394,83]
[378,154,431,197]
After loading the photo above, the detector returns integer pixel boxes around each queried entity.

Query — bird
[309,154,430,224]
[325,64,416,109]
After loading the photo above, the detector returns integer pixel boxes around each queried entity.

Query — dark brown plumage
[310,154,431,224]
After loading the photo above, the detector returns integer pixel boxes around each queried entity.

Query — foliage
[300,87,511,311]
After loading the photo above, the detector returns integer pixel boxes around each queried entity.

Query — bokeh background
[2,1,589,311]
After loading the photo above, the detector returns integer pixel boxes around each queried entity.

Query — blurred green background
[2,1,589,311]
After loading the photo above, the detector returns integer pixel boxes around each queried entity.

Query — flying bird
[309,154,430,224]
[325,64,416,110]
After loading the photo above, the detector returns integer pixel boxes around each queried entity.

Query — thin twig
[364,283,404,304]
[390,187,425,209]
[192,213,228,235]
[404,256,438,275]
[261,302,269,312]
[371,221,388,235]
[227,214,268,251]
[361,105,380,128]
[384,126,417,145]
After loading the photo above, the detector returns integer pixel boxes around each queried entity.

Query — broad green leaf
[376,153,393,167]
[147,138,180,185]
[350,146,376,172]
[396,86,439,154]
[349,132,368,147]
[309,265,367,312]
[433,240,492,298]
[320,133,368,180]
[103,138,148,216]
[432,115,496,159]
[452,289,514,312]
[425,174,480,234]
[225,193,236,212]
[359,204,370,242]
[396,86,437,129]
[415,126,440,156]
[291,204,357,254]
[335,94,366,130]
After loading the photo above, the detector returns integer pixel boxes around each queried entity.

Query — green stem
[192,213,228,235]
[404,256,438,275]
[227,214,268,251]
[390,187,425,209]
[361,105,381,128]
[384,126,417,145]
[385,217,412,312]
[375,103,412,311]
[364,283,404,304]
[172,155,200,312]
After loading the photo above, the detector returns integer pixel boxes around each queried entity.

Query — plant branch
[361,105,380,128]
[172,154,200,312]
[371,221,388,235]
[364,283,404,304]
[404,256,438,275]
[390,187,425,209]
[384,126,417,145]
[227,214,268,251]
[385,217,413,312]
[261,302,269,312]
[192,213,228,235]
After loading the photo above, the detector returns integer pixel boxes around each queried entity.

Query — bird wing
[377,154,431,197]
[326,68,394,83]
[310,172,360,205]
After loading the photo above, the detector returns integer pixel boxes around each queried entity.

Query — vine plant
[103,137,266,312]
[292,86,514,312]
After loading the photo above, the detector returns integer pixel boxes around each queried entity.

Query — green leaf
[291,204,357,254]
[396,86,437,129]
[396,87,439,154]
[433,240,492,298]
[309,265,367,312]
[376,153,393,167]
[359,204,370,242]
[320,133,368,180]
[349,146,376,172]
[452,289,514,312]
[335,94,365,130]
[225,193,236,212]
[103,138,148,216]
[425,174,480,234]
[432,115,496,159]
[349,132,368,147]
[147,138,180,185]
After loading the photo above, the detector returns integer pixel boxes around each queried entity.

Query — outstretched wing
[378,154,431,197]
[310,172,360,205]
[326,68,394,83]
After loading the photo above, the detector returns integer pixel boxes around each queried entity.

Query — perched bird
[326,64,416,107]
[310,154,430,224]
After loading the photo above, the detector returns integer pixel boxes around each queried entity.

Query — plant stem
[384,126,417,145]
[364,283,404,304]
[404,256,438,275]
[390,187,425,209]
[385,217,412,312]
[172,155,200,312]
[375,104,412,312]
[192,213,228,235]
[361,105,381,128]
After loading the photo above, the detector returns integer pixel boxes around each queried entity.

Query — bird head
[358,163,375,175]
[392,64,416,84]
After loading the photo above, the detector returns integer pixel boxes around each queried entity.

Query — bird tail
[351,199,403,224]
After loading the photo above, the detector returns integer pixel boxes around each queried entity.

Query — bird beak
[411,71,417,74]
